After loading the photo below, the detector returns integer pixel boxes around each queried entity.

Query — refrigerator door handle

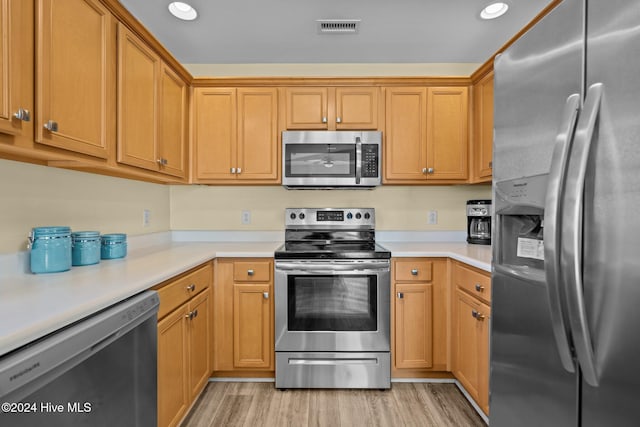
[544,93,581,373]
[561,83,604,387]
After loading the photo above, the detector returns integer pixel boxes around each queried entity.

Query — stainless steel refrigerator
[491,0,640,425]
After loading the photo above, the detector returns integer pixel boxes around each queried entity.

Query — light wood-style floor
[182,382,486,427]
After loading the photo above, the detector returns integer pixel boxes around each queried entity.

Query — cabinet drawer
[233,260,272,282]
[394,259,433,282]
[454,262,491,303]
[156,263,212,319]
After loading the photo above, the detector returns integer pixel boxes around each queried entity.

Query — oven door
[282,142,357,187]
[275,260,390,352]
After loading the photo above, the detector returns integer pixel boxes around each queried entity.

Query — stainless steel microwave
[282,131,382,189]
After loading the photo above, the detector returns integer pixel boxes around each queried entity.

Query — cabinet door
[188,290,210,401]
[233,283,272,369]
[284,87,328,129]
[473,72,494,181]
[117,24,159,172]
[394,282,433,369]
[158,305,189,427]
[237,88,279,181]
[193,87,236,180]
[426,87,469,181]
[36,0,114,159]
[454,289,490,407]
[158,63,187,178]
[384,87,428,182]
[0,0,33,136]
[335,87,379,130]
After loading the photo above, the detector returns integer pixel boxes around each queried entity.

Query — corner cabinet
[155,262,212,427]
[193,87,279,184]
[36,0,115,159]
[384,86,469,184]
[0,0,33,137]
[117,24,187,178]
[212,258,274,376]
[283,87,380,130]
[452,261,491,415]
[472,71,494,183]
[391,258,449,377]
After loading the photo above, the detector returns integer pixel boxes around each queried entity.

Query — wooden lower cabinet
[155,262,212,427]
[213,258,274,376]
[391,258,449,376]
[452,262,491,415]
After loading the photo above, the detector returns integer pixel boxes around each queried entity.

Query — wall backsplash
[0,159,170,254]
[170,185,492,232]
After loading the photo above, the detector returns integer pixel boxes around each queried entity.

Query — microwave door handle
[355,136,362,184]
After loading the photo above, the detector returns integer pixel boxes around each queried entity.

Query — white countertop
[0,234,491,357]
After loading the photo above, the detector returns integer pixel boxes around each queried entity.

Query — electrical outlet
[143,209,151,227]
[241,210,251,225]
[427,210,438,225]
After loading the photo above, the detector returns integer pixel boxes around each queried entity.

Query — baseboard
[209,377,275,383]
[454,380,489,425]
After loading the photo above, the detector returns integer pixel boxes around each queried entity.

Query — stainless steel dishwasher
[0,290,159,427]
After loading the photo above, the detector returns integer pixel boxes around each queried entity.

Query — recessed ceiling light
[480,2,509,20]
[168,2,197,21]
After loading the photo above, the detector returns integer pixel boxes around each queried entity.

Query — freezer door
[491,0,584,425]
[579,1,640,425]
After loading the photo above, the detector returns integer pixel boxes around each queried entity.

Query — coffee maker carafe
[467,200,492,245]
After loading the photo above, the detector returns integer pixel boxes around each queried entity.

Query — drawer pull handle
[186,284,196,292]
[471,310,486,321]
[263,292,269,299]
[397,292,404,299]
[475,283,485,292]
[247,269,255,276]
[411,269,418,276]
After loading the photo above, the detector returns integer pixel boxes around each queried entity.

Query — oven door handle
[276,261,389,273]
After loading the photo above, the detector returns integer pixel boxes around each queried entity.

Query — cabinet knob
[475,283,485,292]
[13,108,31,122]
[471,310,486,321]
[247,269,254,276]
[230,167,236,174]
[422,168,427,174]
[411,269,419,276]
[186,284,196,292]
[43,120,58,132]
[237,167,242,174]
[427,167,434,174]
[322,117,328,123]
[263,292,269,299]
[489,161,493,169]
[157,158,168,166]
[397,292,404,299]
[336,117,342,123]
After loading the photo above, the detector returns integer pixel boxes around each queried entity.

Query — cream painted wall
[170,185,492,232]
[0,159,170,254]
[184,63,481,77]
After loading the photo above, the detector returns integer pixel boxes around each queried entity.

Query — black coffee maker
[467,200,492,245]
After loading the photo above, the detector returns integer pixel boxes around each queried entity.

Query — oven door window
[288,275,377,331]
[284,144,355,177]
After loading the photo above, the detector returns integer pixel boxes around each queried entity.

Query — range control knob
[290,213,297,220]
[355,212,362,219]
[299,213,305,220]
[346,212,353,220]
[364,212,371,220]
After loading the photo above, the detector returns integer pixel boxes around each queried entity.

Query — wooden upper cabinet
[384,87,428,182]
[117,24,159,171]
[284,87,379,130]
[426,87,469,181]
[0,0,33,137]
[158,63,187,178]
[36,0,114,159]
[384,86,469,183]
[193,87,279,184]
[473,71,494,182]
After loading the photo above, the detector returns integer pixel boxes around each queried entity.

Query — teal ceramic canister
[71,231,101,266]
[101,233,127,259]
[29,226,72,274]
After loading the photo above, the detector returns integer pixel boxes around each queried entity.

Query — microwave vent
[317,19,361,34]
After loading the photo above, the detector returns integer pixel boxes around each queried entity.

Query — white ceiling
[118,0,554,65]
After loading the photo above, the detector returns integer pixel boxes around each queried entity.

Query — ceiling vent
[316,19,361,34]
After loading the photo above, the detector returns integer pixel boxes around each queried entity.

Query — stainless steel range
[274,208,391,389]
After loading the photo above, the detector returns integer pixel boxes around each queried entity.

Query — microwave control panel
[362,144,379,177]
